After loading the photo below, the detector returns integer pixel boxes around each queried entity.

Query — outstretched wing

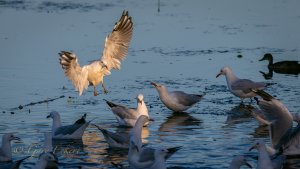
[101,10,133,74]
[59,51,89,96]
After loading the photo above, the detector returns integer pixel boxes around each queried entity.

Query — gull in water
[104,94,150,127]
[128,115,181,169]
[249,140,285,169]
[150,82,204,112]
[59,10,133,96]
[0,133,21,162]
[93,115,150,149]
[252,90,300,156]
[33,152,58,169]
[228,155,252,169]
[128,139,181,169]
[0,156,30,169]
[47,111,92,139]
[216,66,266,102]
[40,132,58,169]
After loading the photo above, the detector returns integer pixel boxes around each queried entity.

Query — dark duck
[259,53,300,75]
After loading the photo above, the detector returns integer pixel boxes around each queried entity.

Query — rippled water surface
[0,0,300,168]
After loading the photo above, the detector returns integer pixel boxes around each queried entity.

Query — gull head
[150,82,167,92]
[231,156,252,168]
[259,53,273,61]
[249,140,265,151]
[216,66,232,78]
[39,152,58,164]
[47,111,60,119]
[100,60,108,69]
[3,133,21,142]
[136,94,144,104]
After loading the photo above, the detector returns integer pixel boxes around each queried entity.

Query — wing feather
[101,10,133,71]
[59,51,89,96]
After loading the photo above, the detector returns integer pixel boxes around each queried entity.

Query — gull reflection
[159,112,202,132]
[225,104,253,126]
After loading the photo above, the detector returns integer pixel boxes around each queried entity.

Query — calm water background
[0,0,300,168]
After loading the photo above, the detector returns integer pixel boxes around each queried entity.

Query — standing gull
[0,133,20,162]
[216,66,266,102]
[150,82,204,112]
[47,111,92,139]
[105,94,150,127]
[228,155,252,169]
[59,10,133,96]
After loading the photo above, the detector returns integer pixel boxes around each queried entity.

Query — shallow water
[0,0,300,168]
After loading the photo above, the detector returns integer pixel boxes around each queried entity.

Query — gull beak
[150,82,158,87]
[46,115,51,118]
[134,145,139,153]
[245,162,253,168]
[136,98,143,104]
[216,72,222,78]
[249,145,256,151]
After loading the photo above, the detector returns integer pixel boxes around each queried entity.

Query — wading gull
[150,82,204,112]
[216,66,266,102]
[228,155,252,169]
[0,133,20,162]
[41,132,58,169]
[105,94,150,127]
[59,10,133,96]
[47,111,92,139]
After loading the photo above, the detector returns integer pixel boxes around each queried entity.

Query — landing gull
[216,66,266,102]
[0,133,20,162]
[47,111,92,139]
[59,10,133,96]
[105,94,150,127]
[151,82,204,112]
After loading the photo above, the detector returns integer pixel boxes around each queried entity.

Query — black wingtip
[103,99,118,108]
[251,89,273,101]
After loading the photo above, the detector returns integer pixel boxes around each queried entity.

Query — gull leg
[93,86,99,96]
[101,82,108,94]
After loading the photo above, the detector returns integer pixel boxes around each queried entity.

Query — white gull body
[151,82,204,112]
[105,94,150,127]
